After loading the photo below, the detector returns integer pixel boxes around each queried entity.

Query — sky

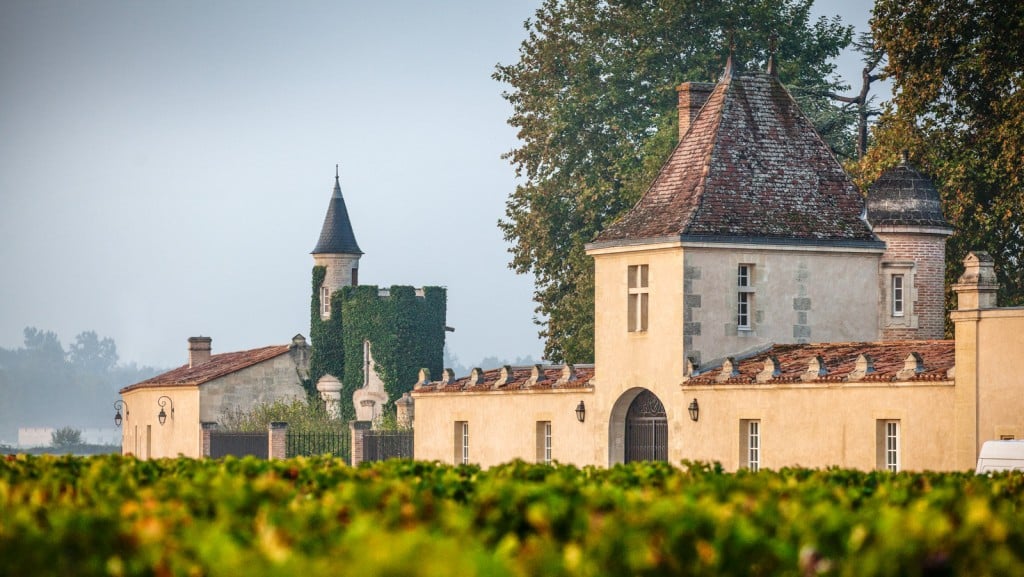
[0,0,882,371]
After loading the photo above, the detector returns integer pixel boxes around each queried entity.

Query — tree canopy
[495,0,855,362]
[866,0,1024,316]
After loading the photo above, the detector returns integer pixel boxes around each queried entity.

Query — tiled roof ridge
[120,344,291,393]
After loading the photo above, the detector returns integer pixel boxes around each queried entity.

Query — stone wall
[200,354,306,424]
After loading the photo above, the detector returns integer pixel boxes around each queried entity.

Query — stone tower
[312,166,362,321]
[866,156,952,340]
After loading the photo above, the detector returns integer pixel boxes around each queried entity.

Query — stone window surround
[882,261,916,328]
[536,421,552,464]
[877,419,901,472]
[627,264,649,333]
[320,285,331,318]
[455,421,469,465]
[740,419,760,471]
[737,264,755,331]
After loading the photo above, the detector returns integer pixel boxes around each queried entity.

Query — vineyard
[1,455,1022,576]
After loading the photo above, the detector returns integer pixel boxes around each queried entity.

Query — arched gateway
[609,388,668,464]
[625,390,668,462]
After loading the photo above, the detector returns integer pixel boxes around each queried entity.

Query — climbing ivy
[309,268,446,423]
[340,285,446,423]
[309,266,343,400]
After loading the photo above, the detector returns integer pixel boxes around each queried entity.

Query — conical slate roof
[312,174,362,255]
[592,67,880,248]
[866,160,950,230]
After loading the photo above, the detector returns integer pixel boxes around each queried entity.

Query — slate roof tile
[312,175,362,255]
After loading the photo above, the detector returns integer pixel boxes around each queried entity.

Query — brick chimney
[188,336,212,368]
[676,81,715,140]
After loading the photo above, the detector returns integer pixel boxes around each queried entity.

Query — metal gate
[625,390,668,462]
[210,431,268,459]
[363,430,414,462]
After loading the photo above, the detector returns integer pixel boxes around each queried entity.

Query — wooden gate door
[625,390,668,463]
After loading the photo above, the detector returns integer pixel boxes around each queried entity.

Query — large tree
[495,0,855,362]
[867,0,1024,318]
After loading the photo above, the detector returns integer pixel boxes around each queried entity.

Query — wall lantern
[114,400,128,428]
[157,396,174,426]
[688,398,700,422]
[575,400,586,423]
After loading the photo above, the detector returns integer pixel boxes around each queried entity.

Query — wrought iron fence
[362,430,414,462]
[210,432,268,459]
[287,431,350,462]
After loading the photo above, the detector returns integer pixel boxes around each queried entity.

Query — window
[892,275,904,317]
[628,265,649,332]
[320,285,331,318]
[537,421,552,464]
[351,267,359,286]
[740,419,760,471]
[737,264,754,329]
[455,421,469,464]
[1000,435,1016,441]
[877,420,900,472]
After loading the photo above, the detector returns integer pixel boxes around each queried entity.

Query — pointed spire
[723,31,736,79]
[312,167,363,255]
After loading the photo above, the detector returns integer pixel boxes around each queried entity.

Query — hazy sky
[0,0,881,370]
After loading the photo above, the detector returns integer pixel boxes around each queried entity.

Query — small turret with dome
[866,152,952,340]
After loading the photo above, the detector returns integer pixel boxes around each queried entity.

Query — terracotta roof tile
[120,345,291,393]
[685,341,954,386]
[593,72,880,248]
[415,365,595,394]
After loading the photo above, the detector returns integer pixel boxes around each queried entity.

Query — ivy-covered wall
[309,266,343,399]
[309,267,446,422]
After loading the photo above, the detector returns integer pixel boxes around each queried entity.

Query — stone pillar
[396,393,414,428]
[350,420,371,466]
[201,421,218,458]
[953,251,998,310]
[316,374,343,420]
[268,422,288,460]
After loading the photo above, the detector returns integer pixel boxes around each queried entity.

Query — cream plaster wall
[199,354,306,424]
[684,246,881,365]
[952,306,1024,469]
[593,246,686,389]
[120,387,201,458]
[412,389,597,467]
[674,381,957,471]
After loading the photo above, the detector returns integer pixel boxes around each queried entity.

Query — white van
[975,440,1024,474]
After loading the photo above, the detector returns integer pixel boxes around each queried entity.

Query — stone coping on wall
[414,364,595,394]
[682,341,954,386]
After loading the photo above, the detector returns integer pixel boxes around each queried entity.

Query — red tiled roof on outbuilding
[119,345,291,393]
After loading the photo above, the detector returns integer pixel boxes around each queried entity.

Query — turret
[312,166,363,320]
[866,154,952,339]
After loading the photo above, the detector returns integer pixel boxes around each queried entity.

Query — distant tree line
[0,328,163,442]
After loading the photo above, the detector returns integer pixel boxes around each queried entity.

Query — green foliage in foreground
[2,456,1023,577]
